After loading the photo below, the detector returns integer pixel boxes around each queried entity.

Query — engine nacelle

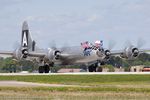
[120,46,139,59]
[132,48,139,57]
[13,48,30,60]
[46,48,61,61]
[104,49,111,60]
[21,49,28,58]
[96,49,111,60]
[13,48,22,60]
[54,50,61,60]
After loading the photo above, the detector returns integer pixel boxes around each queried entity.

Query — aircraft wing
[139,49,150,53]
[110,48,150,56]
[28,52,46,57]
[28,51,80,58]
[28,51,85,65]
[110,50,124,56]
[0,51,14,58]
[0,51,13,55]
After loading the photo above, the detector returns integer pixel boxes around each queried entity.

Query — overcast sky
[0,0,150,50]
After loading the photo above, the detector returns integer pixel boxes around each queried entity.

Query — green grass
[0,74,150,99]
[0,74,142,84]
[0,74,150,85]
[0,74,150,92]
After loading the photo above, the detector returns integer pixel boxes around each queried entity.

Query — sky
[0,0,150,50]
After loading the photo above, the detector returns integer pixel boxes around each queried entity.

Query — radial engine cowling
[46,48,61,61]
[132,48,139,57]
[13,49,22,60]
[120,46,139,59]
[96,49,111,59]
[104,50,111,59]
[21,49,28,58]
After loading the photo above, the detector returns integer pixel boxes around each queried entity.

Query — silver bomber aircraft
[0,21,150,73]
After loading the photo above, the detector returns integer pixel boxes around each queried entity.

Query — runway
[0,72,150,76]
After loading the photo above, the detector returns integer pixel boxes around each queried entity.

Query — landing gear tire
[88,65,97,72]
[88,66,93,72]
[39,66,44,73]
[101,61,105,65]
[88,63,98,72]
[39,65,50,73]
[44,65,50,73]
[93,66,97,72]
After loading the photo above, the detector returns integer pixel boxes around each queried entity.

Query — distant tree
[138,53,150,62]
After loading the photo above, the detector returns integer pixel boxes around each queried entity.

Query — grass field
[0,74,150,85]
[0,74,150,100]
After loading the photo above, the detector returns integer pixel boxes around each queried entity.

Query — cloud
[25,13,102,30]
[0,0,150,50]
[87,14,100,22]
[0,0,26,9]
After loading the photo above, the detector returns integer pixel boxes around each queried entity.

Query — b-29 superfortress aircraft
[0,21,150,73]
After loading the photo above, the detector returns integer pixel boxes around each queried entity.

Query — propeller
[108,39,116,50]
[60,42,71,53]
[122,38,146,59]
[137,38,145,48]
[124,38,145,49]
[124,40,132,48]
[49,40,57,50]
[49,40,71,53]
[48,40,72,60]
[13,41,20,50]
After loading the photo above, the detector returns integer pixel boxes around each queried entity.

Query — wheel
[93,63,98,72]
[39,66,44,73]
[101,61,105,65]
[88,64,98,72]
[44,65,50,73]
[88,65,93,72]
[93,66,97,72]
[49,62,54,67]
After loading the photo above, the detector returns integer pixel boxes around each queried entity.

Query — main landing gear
[38,62,54,73]
[38,64,50,73]
[88,63,98,72]
[88,62,105,72]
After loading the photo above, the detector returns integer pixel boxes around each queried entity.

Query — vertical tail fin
[21,21,33,50]
[22,21,29,48]
[21,21,34,58]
